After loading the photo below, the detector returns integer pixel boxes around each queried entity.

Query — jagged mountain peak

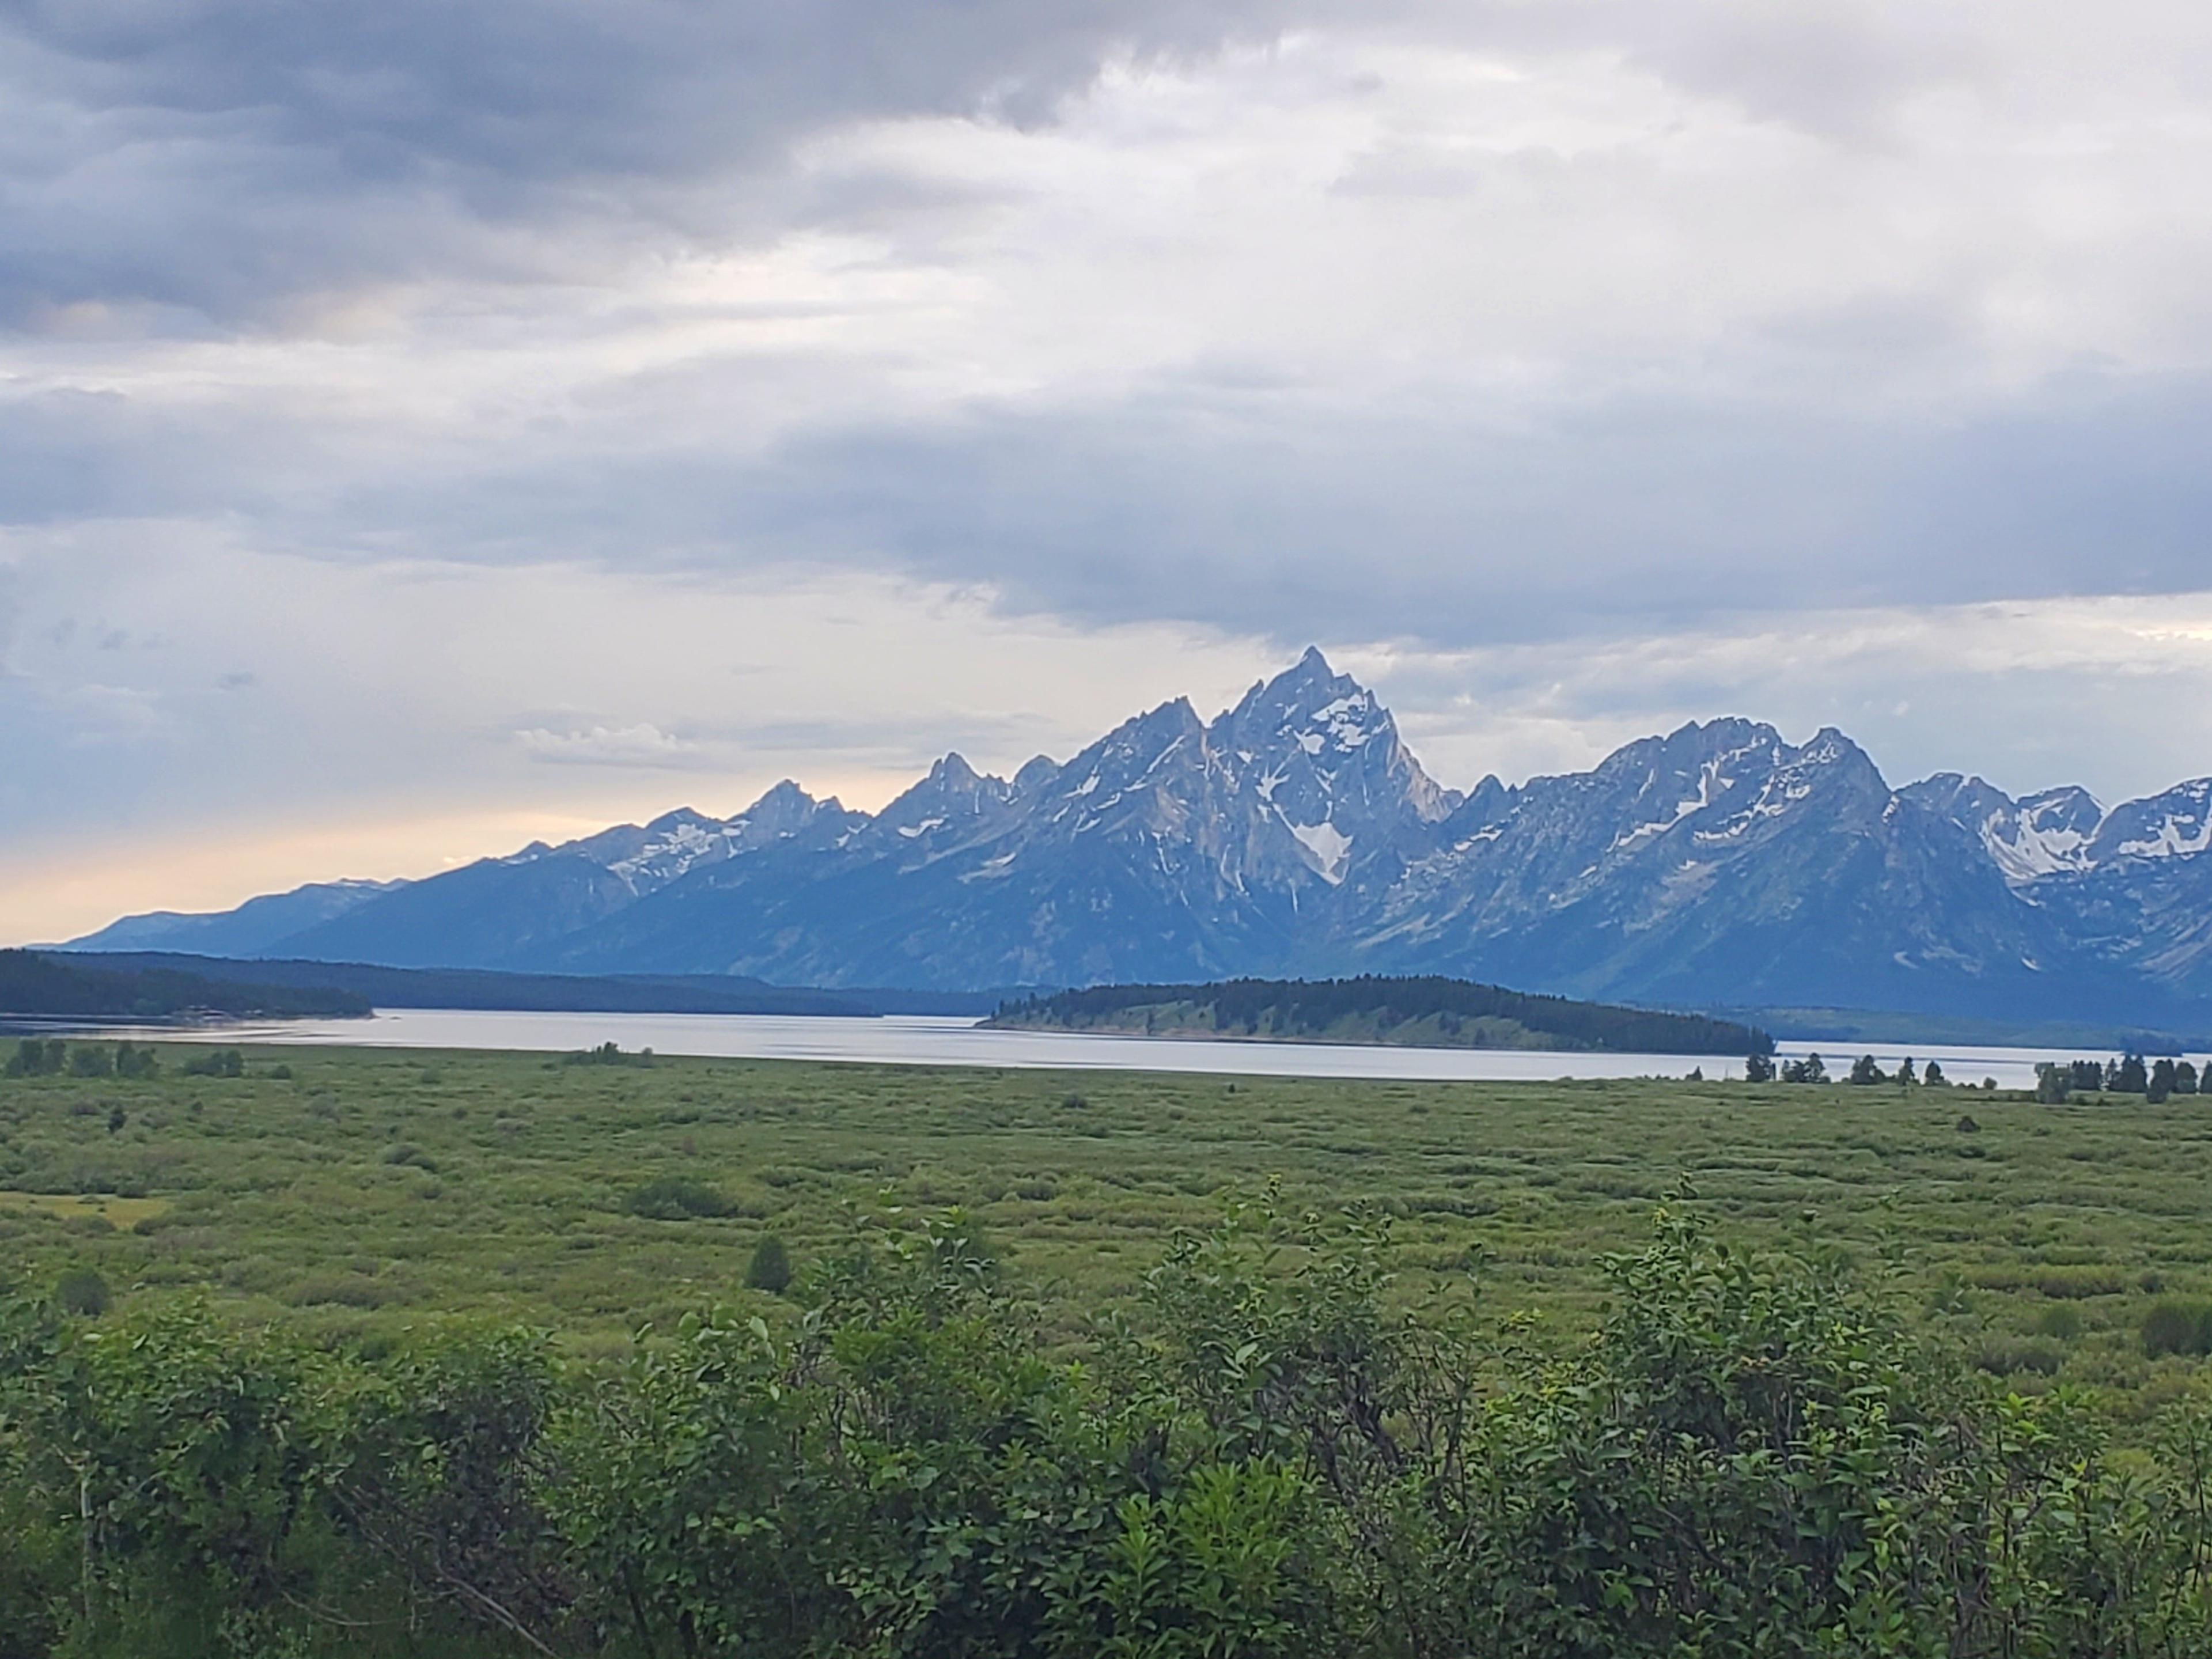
[1594,717,1784,777]
[1901,771,2212,882]
[60,649,2212,1022]
[1220,647,1368,740]
[1078,697,1204,761]
[1039,698,1205,808]
[1203,650,1456,887]
[872,751,1015,846]
[644,805,721,833]
[2091,777,2212,864]
[741,778,820,823]
[931,751,981,785]
[1904,774,2102,884]
[2022,783,2104,817]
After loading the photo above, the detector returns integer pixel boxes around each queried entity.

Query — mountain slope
[63,878,406,956]
[59,652,2212,1022]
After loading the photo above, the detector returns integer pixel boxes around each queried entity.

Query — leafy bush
[52,1267,110,1317]
[1975,1334,2066,1375]
[180,1048,244,1078]
[2033,1302,2084,1340]
[9,1207,2212,1657]
[287,1274,392,1309]
[2143,1299,2212,1357]
[626,1174,731,1219]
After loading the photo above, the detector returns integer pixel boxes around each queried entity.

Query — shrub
[53,1266,111,1316]
[180,1048,244,1078]
[288,1274,391,1309]
[626,1175,731,1219]
[16,1207,2212,1657]
[2033,1304,2084,1340]
[1976,1335,2066,1376]
[2143,1299,2212,1358]
[2031,1264,2126,1298]
[745,1235,793,1294]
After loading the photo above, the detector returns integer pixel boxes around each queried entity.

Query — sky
[5,0,2212,943]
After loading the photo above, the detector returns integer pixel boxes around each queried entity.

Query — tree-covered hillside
[988,975,1770,1056]
[0,950,369,1021]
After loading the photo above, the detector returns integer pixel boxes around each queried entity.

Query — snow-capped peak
[2090,777,2212,865]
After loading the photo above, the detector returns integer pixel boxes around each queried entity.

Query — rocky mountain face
[65,651,2212,1022]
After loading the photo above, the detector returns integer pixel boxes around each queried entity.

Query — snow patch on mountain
[1987,816,2094,881]
[1286,817,1353,883]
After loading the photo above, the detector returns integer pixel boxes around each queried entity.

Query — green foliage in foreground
[7,1203,2212,1659]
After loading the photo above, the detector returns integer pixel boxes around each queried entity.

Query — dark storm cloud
[0,0,1313,322]
[111,359,2195,651]
[0,0,2028,325]
[697,372,2212,643]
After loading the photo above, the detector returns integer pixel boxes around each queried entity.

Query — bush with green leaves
[6,1203,2212,1658]
[623,1173,731,1219]
[178,1048,244,1080]
[2143,1299,2212,1358]
[52,1268,110,1318]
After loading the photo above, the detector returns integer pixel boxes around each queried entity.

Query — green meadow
[4,1041,2211,1410]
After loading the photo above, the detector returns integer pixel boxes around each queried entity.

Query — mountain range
[65,649,2212,1032]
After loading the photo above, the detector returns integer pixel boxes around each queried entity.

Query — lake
[96,1007,2182,1090]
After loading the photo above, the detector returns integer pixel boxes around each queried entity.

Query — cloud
[0,0,1318,325]
[514,722,698,767]
[1357,590,2212,805]
[7,14,2209,645]
[5,1,2212,939]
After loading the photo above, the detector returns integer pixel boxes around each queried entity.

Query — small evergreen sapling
[745,1236,793,1295]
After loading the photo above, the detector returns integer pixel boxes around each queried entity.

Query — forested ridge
[6,1199,2212,1658]
[0,952,369,1022]
[990,975,1771,1056]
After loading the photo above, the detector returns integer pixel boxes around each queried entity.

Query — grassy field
[3,1042,2211,1412]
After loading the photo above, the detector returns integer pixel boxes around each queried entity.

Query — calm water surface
[118,1007,2191,1090]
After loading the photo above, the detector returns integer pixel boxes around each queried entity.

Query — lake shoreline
[32,1006,2189,1090]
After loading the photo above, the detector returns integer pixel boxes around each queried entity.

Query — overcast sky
[6,0,2212,942]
